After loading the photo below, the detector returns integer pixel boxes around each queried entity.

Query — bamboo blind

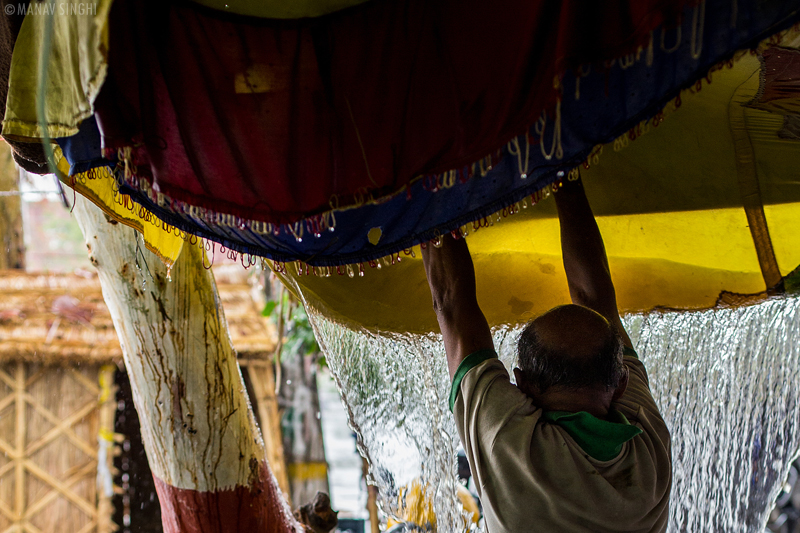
[0,362,117,533]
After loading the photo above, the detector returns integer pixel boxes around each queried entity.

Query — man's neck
[528,386,613,419]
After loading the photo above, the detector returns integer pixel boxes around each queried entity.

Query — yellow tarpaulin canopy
[279,53,800,334]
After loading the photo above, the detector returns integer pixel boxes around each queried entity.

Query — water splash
[627,298,800,532]
[308,296,800,532]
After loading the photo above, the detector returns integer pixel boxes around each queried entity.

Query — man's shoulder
[452,354,536,450]
[621,349,655,403]
[615,352,671,457]
[455,355,530,418]
[450,350,506,409]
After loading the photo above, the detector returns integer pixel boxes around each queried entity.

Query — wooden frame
[239,358,290,501]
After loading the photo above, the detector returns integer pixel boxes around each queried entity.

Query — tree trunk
[0,146,25,270]
[71,196,300,533]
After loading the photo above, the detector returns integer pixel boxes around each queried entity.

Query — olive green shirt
[451,349,672,532]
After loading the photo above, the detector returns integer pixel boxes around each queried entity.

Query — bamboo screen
[0,362,117,533]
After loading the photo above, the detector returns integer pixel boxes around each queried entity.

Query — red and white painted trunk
[72,197,301,533]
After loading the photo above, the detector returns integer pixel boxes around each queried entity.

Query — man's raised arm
[554,177,633,348]
[422,236,494,379]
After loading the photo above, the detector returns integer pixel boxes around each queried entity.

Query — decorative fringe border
[110,148,504,245]
[68,152,577,277]
[66,165,263,272]
[268,168,582,279]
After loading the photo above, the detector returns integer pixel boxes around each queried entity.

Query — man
[422,176,672,532]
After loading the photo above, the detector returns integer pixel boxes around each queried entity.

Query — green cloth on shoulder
[543,409,642,461]
[450,348,498,411]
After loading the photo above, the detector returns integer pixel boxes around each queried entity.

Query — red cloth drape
[95,0,689,225]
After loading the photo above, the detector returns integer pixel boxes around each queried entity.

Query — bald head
[533,305,615,360]
[517,304,624,394]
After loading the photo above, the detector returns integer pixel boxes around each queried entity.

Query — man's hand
[554,177,633,348]
[422,235,494,379]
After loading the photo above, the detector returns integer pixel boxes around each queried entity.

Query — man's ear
[514,368,534,397]
[611,367,629,402]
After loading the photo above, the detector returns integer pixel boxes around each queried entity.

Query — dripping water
[307,296,800,532]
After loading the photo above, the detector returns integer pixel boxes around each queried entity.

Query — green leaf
[262,300,277,317]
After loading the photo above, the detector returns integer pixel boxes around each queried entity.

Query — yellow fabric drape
[2,0,112,140]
